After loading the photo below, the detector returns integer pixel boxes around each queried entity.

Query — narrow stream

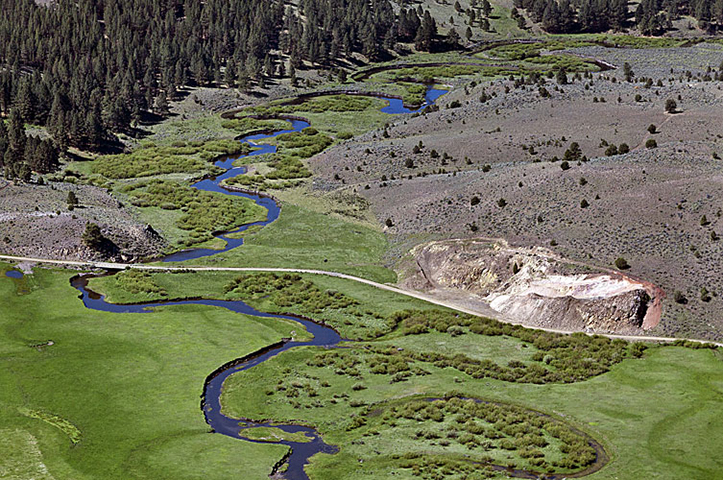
[70,274,342,480]
[161,87,448,263]
[58,88,448,478]
[160,120,308,263]
[48,85,620,480]
[7,84,610,479]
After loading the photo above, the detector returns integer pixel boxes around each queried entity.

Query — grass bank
[0,265,294,479]
[182,203,397,284]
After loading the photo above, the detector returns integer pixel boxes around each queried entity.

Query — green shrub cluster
[225,129,330,190]
[593,35,686,48]
[394,454,495,480]
[124,180,262,246]
[391,65,496,81]
[250,95,377,116]
[370,397,596,474]
[92,140,250,179]
[307,350,363,377]
[224,174,302,191]
[487,43,545,60]
[400,82,428,105]
[275,128,333,159]
[485,42,597,73]
[271,372,322,400]
[388,310,636,383]
[114,269,167,297]
[220,116,289,135]
[224,273,357,315]
[222,273,391,338]
[525,54,597,72]
[265,154,312,180]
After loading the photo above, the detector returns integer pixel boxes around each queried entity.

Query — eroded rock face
[404,239,662,334]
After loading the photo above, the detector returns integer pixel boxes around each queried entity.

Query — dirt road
[1,253,719,347]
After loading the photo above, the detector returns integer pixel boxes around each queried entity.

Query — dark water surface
[71,274,341,479]
[5,270,23,279]
[69,88,478,479]
[161,119,308,263]
[6,85,605,479]
[162,88,447,263]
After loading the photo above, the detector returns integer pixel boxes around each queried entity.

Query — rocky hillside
[0,182,167,262]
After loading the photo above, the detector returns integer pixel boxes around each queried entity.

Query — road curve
[1,253,721,347]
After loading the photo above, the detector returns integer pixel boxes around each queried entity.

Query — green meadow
[2,265,722,479]
[0,265,291,480]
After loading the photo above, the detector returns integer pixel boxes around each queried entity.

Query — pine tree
[7,109,26,159]
[153,91,170,116]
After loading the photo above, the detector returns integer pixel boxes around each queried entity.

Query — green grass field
[0,265,292,479]
[6,25,723,479]
[118,179,267,249]
[88,271,439,339]
[222,336,723,480]
[183,203,397,284]
[2,264,722,479]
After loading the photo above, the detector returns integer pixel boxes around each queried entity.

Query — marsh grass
[92,140,251,179]
[121,180,265,247]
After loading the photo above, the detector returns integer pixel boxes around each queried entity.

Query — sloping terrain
[404,238,663,334]
[0,182,166,262]
[310,43,723,341]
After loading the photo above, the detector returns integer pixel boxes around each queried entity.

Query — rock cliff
[403,239,662,334]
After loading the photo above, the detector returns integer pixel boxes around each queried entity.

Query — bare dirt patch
[403,238,663,334]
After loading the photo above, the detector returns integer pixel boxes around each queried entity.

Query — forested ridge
[0,0,448,179]
[514,0,723,34]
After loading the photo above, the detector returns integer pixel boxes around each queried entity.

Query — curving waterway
[0,85,601,479]
[74,87,449,479]
[70,274,342,480]
[161,87,448,263]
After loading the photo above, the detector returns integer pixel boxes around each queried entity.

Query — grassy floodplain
[186,203,397,284]
[85,269,723,479]
[5,34,723,480]
[0,264,292,479]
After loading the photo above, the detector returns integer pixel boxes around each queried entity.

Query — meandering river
[77,88,448,479]
[161,87,448,263]
[1,84,609,479]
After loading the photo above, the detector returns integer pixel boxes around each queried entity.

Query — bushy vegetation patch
[484,43,597,72]
[390,65,501,81]
[388,310,641,383]
[276,128,334,159]
[122,180,265,246]
[225,273,357,314]
[588,35,688,49]
[225,128,330,190]
[400,82,428,105]
[351,396,598,475]
[223,273,392,338]
[92,140,251,179]
[250,95,378,116]
[524,54,598,72]
[220,117,289,136]
[112,269,168,298]
[224,173,303,191]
